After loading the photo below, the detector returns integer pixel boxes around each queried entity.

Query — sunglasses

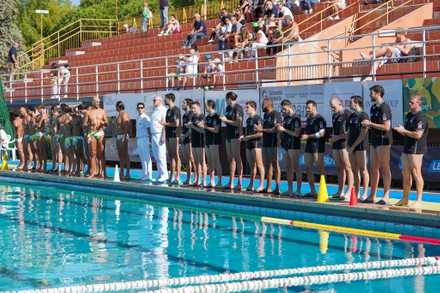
[137,106,144,109]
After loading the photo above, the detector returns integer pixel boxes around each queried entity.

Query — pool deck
[1,168,439,230]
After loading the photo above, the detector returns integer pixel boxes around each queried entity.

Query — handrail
[344,0,414,45]
[281,0,364,46]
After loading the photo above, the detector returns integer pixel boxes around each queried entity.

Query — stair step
[81,41,102,48]
[66,50,86,56]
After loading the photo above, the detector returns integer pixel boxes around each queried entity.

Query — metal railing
[3,25,439,104]
[18,19,118,71]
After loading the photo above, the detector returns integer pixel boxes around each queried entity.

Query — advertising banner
[323,82,363,123]
[403,78,440,128]
[362,80,403,127]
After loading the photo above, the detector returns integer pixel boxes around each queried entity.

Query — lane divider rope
[5,257,439,293]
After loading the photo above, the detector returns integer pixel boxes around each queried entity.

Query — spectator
[50,63,59,99]
[259,1,279,31]
[217,17,232,51]
[182,13,207,49]
[234,7,246,25]
[239,0,253,22]
[363,0,382,4]
[327,0,346,20]
[7,42,19,86]
[275,1,294,21]
[181,48,199,88]
[282,15,302,44]
[123,24,140,33]
[251,22,269,57]
[168,55,186,89]
[286,0,301,10]
[202,55,223,88]
[159,0,169,29]
[226,16,243,49]
[266,24,283,55]
[208,8,232,43]
[300,0,320,14]
[254,0,266,21]
[233,26,253,60]
[59,64,71,98]
[142,2,152,32]
[158,14,180,36]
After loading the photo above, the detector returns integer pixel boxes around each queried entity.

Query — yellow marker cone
[318,230,329,254]
[114,164,120,182]
[1,154,8,170]
[317,175,329,202]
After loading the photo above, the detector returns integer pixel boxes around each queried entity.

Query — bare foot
[410,201,422,211]
[394,199,409,207]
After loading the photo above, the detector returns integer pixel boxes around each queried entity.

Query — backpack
[400,46,419,63]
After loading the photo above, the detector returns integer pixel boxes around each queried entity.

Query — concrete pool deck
[1,169,439,232]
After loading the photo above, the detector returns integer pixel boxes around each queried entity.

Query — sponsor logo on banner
[429,160,440,172]
[298,154,335,167]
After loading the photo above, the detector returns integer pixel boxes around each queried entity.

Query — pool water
[0,182,439,292]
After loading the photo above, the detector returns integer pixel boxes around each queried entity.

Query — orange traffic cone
[349,187,358,206]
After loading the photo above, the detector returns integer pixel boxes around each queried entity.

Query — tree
[0,0,25,75]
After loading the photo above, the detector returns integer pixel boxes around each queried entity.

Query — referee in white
[136,102,152,181]
[151,95,169,182]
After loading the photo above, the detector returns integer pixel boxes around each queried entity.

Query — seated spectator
[208,8,232,43]
[201,55,223,89]
[227,16,243,49]
[240,0,253,22]
[168,55,186,89]
[327,0,346,20]
[259,1,279,32]
[300,0,320,14]
[251,22,269,57]
[235,7,246,25]
[286,0,301,10]
[182,13,207,49]
[282,15,302,43]
[217,17,232,51]
[363,0,382,5]
[158,14,181,36]
[266,24,283,55]
[181,48,199,88]
[253,0,265,21]
[233,26,253,60]
[123,24,140,33]
[275,1,294,21]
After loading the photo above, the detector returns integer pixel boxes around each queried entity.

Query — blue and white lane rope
[4,257,440,293]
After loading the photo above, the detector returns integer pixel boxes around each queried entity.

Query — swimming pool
[0,182,439,292]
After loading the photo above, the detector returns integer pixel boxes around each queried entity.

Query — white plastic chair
[1,135,17,161]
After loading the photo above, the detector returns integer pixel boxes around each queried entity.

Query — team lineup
[10,85,428,209]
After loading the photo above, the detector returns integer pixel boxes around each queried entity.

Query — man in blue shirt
[182,13,207,48]
[159,0,169,29]
[7,42,19,85]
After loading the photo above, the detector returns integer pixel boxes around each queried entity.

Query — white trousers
[137,136,152,179]
[151,133,168,179]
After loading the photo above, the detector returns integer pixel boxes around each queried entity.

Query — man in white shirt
[150,95,169,182]
[136,102,153,181]
[181,48,199,89]
[0,124,7,150]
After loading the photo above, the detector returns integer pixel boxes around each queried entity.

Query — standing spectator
[300,100,326,198]
[300,0,320,14]
[182,13,207,49]
[7,42,19,86]
[254,98,282,195]
[142,2,152,32]
[242,101,265,192]
[346,95,369,201]
[50,63,59,99]
[327,0,346,20]
[220,91,244,191]
[160,93,182,185]
[394,94,429,210]
[361,85,392,205]
[59,64,71,98]
[151,95,169,182]
[136,102,153,181]
[278,99,302,197]
[159,0,169,29]
[158,14,181,36]
[329,96,353,200]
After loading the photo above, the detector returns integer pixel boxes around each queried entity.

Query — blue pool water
[0,182,439,292]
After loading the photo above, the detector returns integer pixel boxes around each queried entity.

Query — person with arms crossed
[346,95,370,201]
[361,85,392,205]
[394,94,429,210]
[150,95,169,183]
[278,99,302,197]
[136,102,153,181]
[300,100,326,198]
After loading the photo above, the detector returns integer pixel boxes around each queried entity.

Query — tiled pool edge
[1,171,439,232]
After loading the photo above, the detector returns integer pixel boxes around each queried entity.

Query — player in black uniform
[180,98,196,185]
[160,93,182,185]
[255,98,282,195]
[394,94,429,210]
[242,101,265,192]
[300,100,326,198]
[220,91,244,191]
[361,85,392,205]
[346,95,370,201]
[185,101,207,187]
[203,100,223,188]
[329,97,353,200]
[278,99,302,197]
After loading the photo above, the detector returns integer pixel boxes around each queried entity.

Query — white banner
[323,82,363,123]
[362,80,403,127]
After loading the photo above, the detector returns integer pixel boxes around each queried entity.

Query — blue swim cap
[205,55,211,60]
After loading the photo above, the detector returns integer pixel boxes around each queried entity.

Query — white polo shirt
[136,112,151,138]
[150,104,167,135]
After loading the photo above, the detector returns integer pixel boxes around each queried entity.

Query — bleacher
[3,0,439,104]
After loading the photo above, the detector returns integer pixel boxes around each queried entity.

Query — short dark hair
[78,103,88,111]
[192,101,201,107]
[281,99,291,106]
[50,105,58,111]
[116,101,125,111]
[306,100,317,107]
[206,99,216,109]
[165,93,176,102]
[137,102,145,108]
[37,102,44,109]
[263,98,273,107]
[226,91,238,101]
[369,85,384,97]
[246,101,257,110]
[350,95,363,107]
[13,111,20,118]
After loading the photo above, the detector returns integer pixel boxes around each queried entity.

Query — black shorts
[305,141,325,153]
[192,139,204,148]
[226,133,240,142]
[182,136,191,145]
[246,140,262,150]
[348,143,366,152]
[165,128,178,139]
[332,140,346,150]
[371,137,391,147]
[281,140,300,151]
